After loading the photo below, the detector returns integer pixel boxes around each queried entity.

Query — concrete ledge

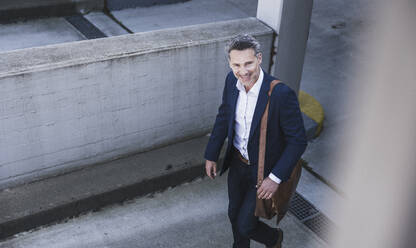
[0,17,272,77]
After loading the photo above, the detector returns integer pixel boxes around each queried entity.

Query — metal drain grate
[289,193,319,220]
[304,213,335,242]
[289,192,336,243]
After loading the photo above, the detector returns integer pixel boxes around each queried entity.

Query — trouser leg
[236,185,279,247]
[228,158,250,248]
[227,157,279,247]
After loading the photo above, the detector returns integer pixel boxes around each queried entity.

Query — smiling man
[204,34,307,248]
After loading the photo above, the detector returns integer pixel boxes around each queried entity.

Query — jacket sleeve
[204,76,231,162]
[271,85,307,181]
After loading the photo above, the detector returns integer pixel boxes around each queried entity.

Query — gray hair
[225,34,261,59]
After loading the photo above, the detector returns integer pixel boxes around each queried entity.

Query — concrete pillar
[256,0,285,32]
[257,0,313,94]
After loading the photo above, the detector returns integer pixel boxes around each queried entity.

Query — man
[204,34,307,248]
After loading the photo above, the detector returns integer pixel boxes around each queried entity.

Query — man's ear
[257,53,263,64]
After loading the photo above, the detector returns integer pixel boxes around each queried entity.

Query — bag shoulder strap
[268,80,281,97]
[257,79,281,187]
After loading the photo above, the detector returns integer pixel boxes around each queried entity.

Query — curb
[0,136,217,240]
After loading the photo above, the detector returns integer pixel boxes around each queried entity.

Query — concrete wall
[273,0,313,93]
[0,17,273,189]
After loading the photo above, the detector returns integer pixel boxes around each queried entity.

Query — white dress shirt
[233,70,281,184]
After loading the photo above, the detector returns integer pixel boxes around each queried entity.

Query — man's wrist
[268,173,281,184]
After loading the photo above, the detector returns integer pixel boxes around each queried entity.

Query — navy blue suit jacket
[204,70,307,182]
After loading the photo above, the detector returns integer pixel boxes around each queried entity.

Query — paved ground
[0,17,84,52]
[110,0,247,33]
[0,173,329,248]
[299,0,375,189]
[0,0,257,53]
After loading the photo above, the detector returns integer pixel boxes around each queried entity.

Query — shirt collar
[235,69,264,96]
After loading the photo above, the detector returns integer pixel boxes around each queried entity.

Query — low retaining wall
[0,17,273,188]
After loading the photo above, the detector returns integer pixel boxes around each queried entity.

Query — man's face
[228,48,262,87]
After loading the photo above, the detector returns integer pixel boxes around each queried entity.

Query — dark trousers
[227,151,278,248]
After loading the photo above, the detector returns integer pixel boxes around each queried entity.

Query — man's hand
[257,177,279,199]
[205,160,217,179]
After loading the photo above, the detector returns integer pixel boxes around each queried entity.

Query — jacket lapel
[249,74,270,141]
[229,77,239,134]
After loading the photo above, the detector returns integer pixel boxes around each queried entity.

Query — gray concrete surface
[84,12,129,36]
[299,0,375,188]
[272,0,313,93]
[0,0,260,54]
[0,0,102,11]
[0,173,327,248]
[0,17,85,52]
[0,18,273,190]
[0,136,214,239]
[297,168,343,224]
[226,0,258,16]
[106,0,190,10]
[0,0,103,21]
[111,0,249,33]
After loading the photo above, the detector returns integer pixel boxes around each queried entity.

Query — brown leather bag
[254,80,302,225]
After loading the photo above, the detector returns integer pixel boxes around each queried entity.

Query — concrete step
[0,135,217,240]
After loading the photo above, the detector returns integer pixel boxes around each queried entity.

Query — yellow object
[298,91,325,137]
